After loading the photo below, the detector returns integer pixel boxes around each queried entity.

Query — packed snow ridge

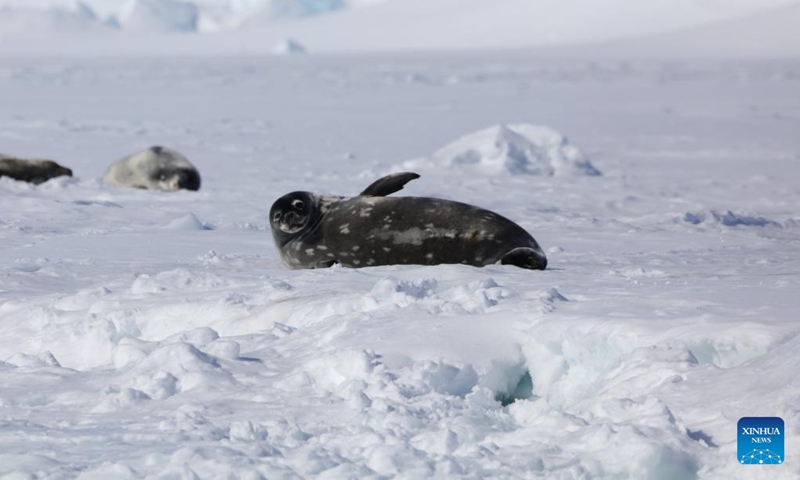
[404,124,601,176]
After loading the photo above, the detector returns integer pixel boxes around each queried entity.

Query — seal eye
[292,199,305,210]
[272,212,282,222]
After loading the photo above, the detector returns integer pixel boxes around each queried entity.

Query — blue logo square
[738,417,784,465]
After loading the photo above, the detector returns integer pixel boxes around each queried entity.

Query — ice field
[1,53,799,478]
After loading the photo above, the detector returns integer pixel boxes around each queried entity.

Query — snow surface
[1,53,799,478]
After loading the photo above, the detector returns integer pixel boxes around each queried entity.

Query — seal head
[269,191,320,247]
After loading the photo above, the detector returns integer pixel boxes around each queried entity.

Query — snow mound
[5,351,61,368]
[405,124,601,176]
[116,0,199,33]
[682,210,782,228]
[163,212,212,231]
[272,37,306,55]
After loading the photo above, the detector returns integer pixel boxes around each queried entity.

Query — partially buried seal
[0,154,73,184]
[103,146,201,191]
[269,172,547,270]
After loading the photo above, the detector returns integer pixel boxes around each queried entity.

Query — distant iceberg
[272,37,306,54]
[268,0,344,18]
[0,1,108,36]
[117,0,199,33]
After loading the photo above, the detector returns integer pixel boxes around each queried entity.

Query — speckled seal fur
[0,154,73,184]
[103,146,201,192]
[269,172,547,270]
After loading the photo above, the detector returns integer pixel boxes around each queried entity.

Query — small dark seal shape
[269,172,547,270]
[0,154,73,184]
[103,146,201,191]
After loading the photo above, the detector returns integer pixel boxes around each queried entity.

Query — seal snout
[278,209,308,234]
[283,211,299,225]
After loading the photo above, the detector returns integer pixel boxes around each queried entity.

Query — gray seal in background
[269,172,547,270]
[0,154,73,184]
[103,146,200,191]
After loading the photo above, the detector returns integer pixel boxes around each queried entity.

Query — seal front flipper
[359,172,420,197]
[499,247,548,271]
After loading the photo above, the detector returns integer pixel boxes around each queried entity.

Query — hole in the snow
[688,429,718,448]
[494,370,533,406]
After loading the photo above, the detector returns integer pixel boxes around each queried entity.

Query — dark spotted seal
[269,172,547,270]
[0,155,73,184]
[103,146,200,191]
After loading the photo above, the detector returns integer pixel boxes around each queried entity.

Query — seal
[0,154,73,184]
[269,172,547,270]
[103,146,201,191]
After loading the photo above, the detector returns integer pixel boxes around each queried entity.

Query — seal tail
[499,247,547,270]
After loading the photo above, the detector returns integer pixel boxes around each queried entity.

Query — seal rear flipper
[499,247,547,270]
[315,259,338,268]
[359,172,420,197]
